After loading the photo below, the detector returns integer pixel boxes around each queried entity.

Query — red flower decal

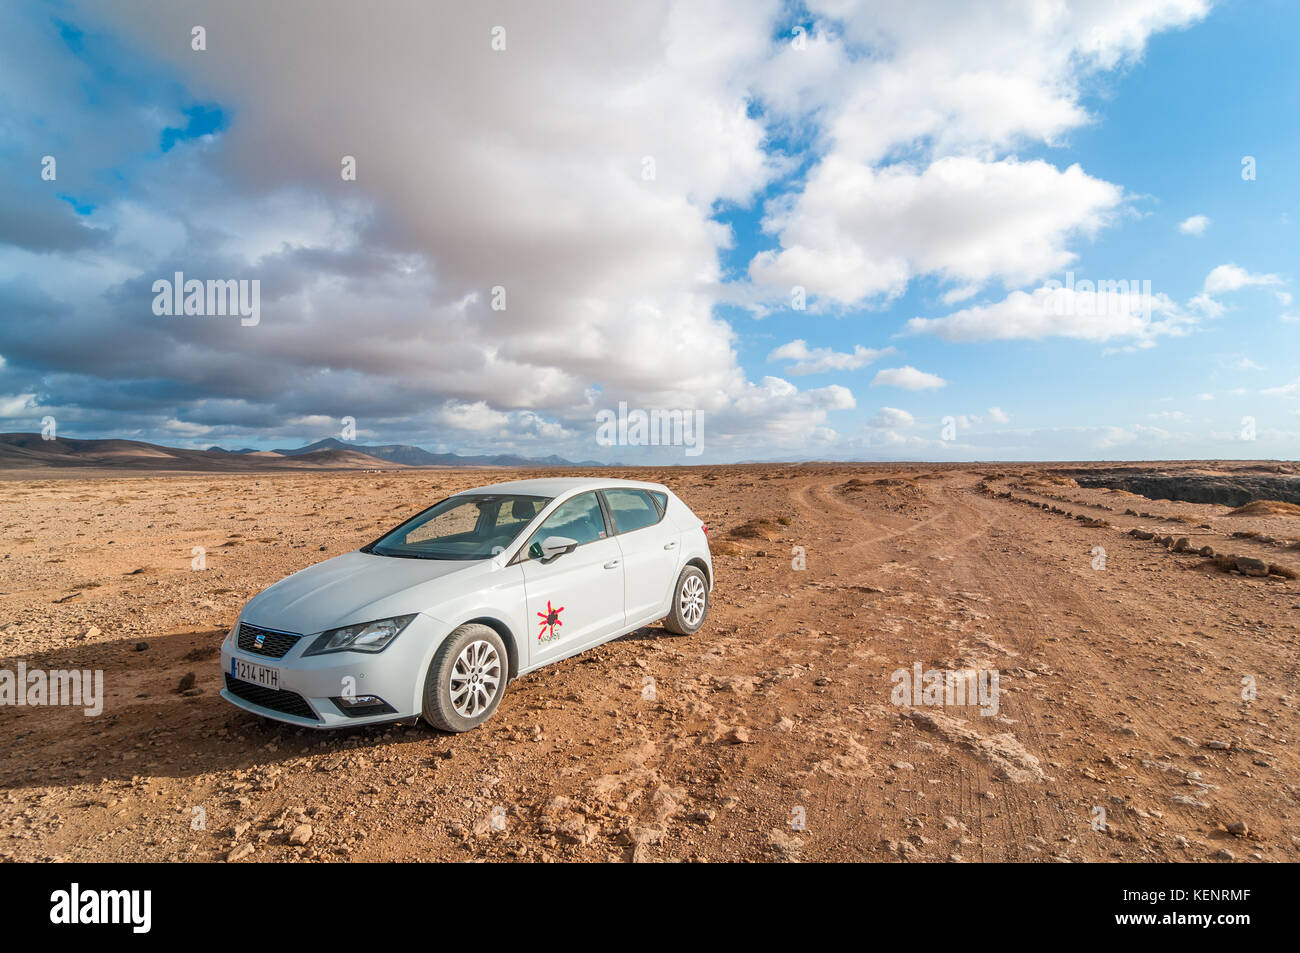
[537,600,564,640]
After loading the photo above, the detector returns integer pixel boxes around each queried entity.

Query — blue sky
[0,0,1297,462]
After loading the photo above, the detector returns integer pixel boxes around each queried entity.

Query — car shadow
[1,620,688,793]
[611,623,675,645]
[0,629,443,792]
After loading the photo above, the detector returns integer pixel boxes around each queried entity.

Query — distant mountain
[272,436,603,468]
[0,433,398,472]
[0,433,604,471]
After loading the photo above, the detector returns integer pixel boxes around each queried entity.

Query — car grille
[224,673,319,721]
[237,623,301,659]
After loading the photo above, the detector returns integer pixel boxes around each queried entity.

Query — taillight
[701,524,708,535]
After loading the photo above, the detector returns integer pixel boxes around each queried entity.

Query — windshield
[365,494,551,560]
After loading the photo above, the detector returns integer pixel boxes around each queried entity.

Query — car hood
[241,549,477,634]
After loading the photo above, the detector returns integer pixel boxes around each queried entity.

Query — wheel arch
[461,615,521,679]
[685,556,711,590]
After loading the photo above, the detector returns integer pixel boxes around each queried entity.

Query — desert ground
[1,463,1298,862]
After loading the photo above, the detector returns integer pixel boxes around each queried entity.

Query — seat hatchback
[220,478,712,731]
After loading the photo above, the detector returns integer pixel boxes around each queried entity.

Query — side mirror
[539,535,579,559]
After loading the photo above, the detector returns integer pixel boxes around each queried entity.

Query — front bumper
[219,613,446,729]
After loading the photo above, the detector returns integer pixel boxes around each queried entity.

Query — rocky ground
[1,463,1297,862]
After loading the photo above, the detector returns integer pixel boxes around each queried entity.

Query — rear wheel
[421,624,508,732]
[664,566,709,635]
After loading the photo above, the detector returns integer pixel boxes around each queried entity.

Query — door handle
[603,560,620,569]
[663,541,678,550]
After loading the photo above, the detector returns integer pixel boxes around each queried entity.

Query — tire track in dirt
[954,484,1179,859]
[878,481,1067,861]
[776,474,1028,860]
[959,483,1299,859]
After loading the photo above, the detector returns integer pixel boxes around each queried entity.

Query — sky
[0,0,1297,463]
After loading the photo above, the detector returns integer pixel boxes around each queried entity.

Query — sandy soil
[1,464,1297,862]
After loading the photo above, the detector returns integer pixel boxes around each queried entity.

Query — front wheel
[421,624,508,732]
[664,566,709,635]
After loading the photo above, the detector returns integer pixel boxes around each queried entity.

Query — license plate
[231,658,280,690]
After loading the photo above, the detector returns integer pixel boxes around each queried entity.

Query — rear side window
[495,497,545,528]
[603,488,663,534]
[649,491,667,515]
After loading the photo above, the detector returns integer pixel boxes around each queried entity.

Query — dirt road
[1,465,1296,861]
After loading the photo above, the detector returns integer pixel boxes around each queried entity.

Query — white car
[220,478,712,731]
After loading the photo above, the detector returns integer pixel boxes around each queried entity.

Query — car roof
[454,476,670,499]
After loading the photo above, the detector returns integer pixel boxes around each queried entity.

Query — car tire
[421,623,509,732]
[663,565,709,635]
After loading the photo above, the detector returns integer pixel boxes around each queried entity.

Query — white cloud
[436,401,512,433]
[867,406,915,429]
[745,0,1207,308]
[1187,264,1288,323]
[987,406,1010,424]
[767,339,895,375]
[0,393,37,417]
[1203,263,1283,294]
[750,157,1123,306]
[906,282,1188,343]
[1177,214,1210,235]
[1188,293,1225,318]
[24,0,872,456]
[1262,379,1300,398]
[872,366,947,390]
[162,418,214,437]
[285,414,337,430]
[941,285,980,305]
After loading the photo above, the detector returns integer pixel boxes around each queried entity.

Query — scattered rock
[908,710,1047,783]
[1235,556,1269,577]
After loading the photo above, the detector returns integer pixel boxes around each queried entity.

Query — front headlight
[302,614,416,656]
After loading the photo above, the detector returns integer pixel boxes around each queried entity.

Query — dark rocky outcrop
[1070,469,1300,507]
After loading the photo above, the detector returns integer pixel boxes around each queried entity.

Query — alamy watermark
[595,401,703,457]
[50,883,150,933]
[891,662,1000,716]
[1,662,103,716]
[152,271,260,326]
[1043,271,1152,322]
